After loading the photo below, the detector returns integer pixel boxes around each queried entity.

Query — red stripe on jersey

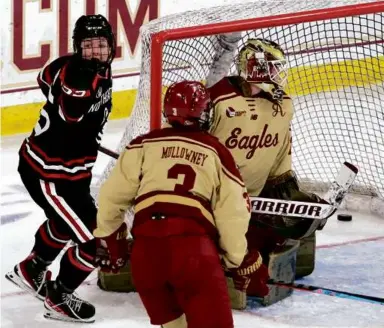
[131,128,244,185]
[221,167,245,187]
[67,247,93,272]
[44,182,91,242]
[27,139,97,166]
[135,190,213,217]
[43,66,52,84]
[39,223,66,249]
[127,134,146,146]
[37,66,53,87]
[21,146,91,181]
[57,95,84,123]
[48,219,70,241]
[92,74,100,91]
[212,94,238,107]
[79,249,94,262]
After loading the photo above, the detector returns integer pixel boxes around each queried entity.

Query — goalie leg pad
[97,237,135,292]
[225,274,247,310]
[295,232,316,278]
[97,260,135,292]
[161,314,187,328]
[258,239,300,306]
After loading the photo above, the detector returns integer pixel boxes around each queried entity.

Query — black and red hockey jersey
[19,55,113,181]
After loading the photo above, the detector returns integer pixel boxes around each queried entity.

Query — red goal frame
[149,1,384,130]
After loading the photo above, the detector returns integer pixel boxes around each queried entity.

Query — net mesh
[99,0,384,214]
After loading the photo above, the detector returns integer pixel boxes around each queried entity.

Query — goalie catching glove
[95,222,129,273]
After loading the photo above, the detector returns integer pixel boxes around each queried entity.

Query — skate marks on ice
[1,184,34,225]
[2,239,384,328]
[246,239,384,327]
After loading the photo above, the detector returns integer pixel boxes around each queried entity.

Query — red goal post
[99,0,384,217]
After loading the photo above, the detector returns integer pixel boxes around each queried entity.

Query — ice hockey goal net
[99,0,384,216]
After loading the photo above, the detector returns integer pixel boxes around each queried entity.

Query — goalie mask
[73,14,116,68]
[236,39,288,92]
[163,81,212,130]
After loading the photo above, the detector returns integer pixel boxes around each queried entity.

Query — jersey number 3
[167,164,196,193]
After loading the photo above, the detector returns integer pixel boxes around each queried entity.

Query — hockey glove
[95,222,129,273]
[57,57,102,122]
[229,250,269,296]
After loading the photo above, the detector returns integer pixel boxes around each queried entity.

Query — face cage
[74,35,116,66]
[268,59,289,89]
[239,54,288,89]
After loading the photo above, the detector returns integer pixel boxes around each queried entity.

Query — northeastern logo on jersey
[96,87,103,98]
[88,87,112,113]
[225,125,279,159]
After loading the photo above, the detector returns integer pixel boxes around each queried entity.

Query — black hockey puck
[337,214,352,221]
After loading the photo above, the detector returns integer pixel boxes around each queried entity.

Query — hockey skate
[44,280,95,323]
[5,253,51,301]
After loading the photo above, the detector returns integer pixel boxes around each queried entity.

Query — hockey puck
[337,214,352,221]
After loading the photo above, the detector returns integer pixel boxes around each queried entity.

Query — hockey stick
[249,197,333,220]
[262,280,384,305]
[98,145,358,220]
[99,145,119,159]
[250,162,358,220]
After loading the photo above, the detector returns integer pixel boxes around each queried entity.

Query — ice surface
[1,120,383,327]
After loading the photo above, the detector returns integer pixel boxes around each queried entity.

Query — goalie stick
[98,146,357,220]
[250,162,358,220]
[248,280,384,306]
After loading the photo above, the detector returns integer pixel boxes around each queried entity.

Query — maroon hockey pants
[131,235,234,328]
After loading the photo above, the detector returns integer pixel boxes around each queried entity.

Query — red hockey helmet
[163,81,212,130]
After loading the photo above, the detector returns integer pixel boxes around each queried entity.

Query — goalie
[205,34,333,308]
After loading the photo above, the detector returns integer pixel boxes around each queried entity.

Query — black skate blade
[44,310,95,324]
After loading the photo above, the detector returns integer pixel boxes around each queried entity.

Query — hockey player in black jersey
[5,14,117,323]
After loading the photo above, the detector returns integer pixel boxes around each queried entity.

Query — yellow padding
[1,89,137,136]
[286,56,384,96]
[2,55,383,136]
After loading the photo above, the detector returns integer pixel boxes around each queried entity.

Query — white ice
[1,120,383,327]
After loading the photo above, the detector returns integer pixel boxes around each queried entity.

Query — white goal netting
[99,0,384,216]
